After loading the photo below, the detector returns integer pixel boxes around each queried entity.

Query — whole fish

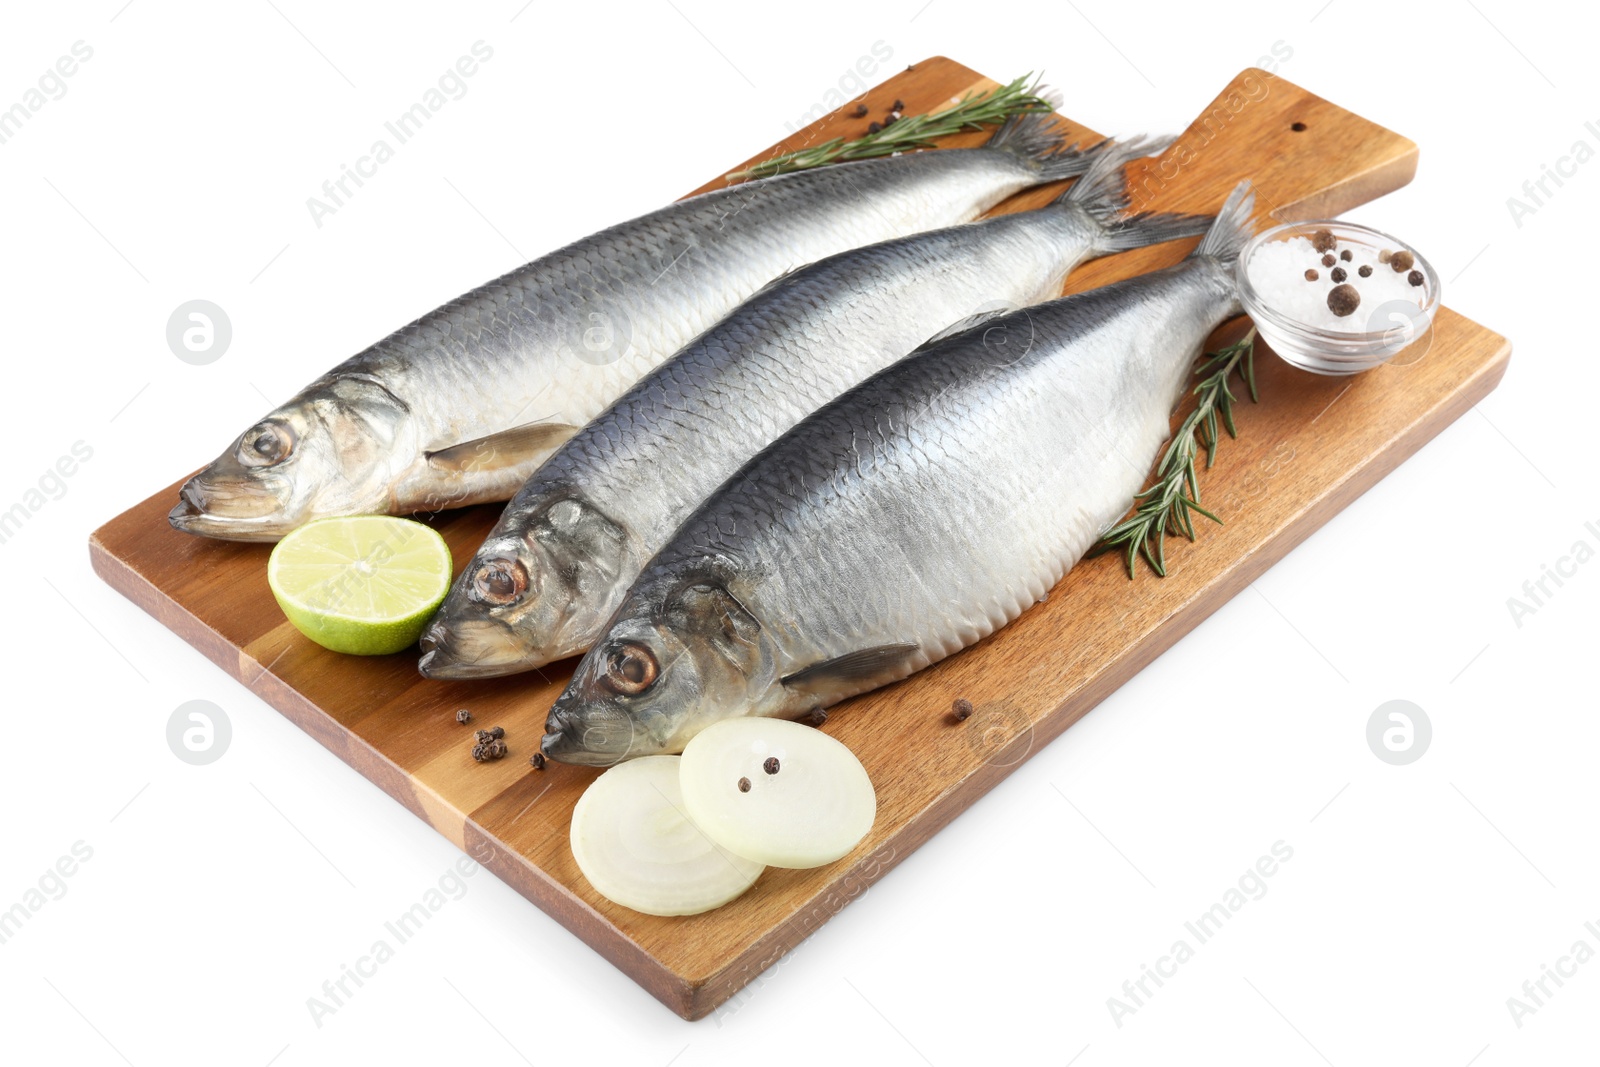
[540,182,1257,766]
[169,116,1099,541]
[419,138,1208,679]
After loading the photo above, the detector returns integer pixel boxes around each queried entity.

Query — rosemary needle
[1095,329,1259,579]
[726,75,1058,182]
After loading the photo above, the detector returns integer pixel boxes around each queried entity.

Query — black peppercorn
[1340,249,1353,262]
[738,777,752,793]
[1358,264,1373,278]
[1327,283,1361,317]
[1408,269,1424,286]
[953,698,974,721]
[1331,267,1347,283]
[472,738,507,762]
[763,757,781,775]
[455,708,472,724]
[529,752,545,770]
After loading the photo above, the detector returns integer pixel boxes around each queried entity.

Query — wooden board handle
[1127,67,1418,223]
[1058,67,1417,297]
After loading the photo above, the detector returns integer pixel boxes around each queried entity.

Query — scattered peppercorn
[1327,283,1361,317]
[475,729,494,745]
[1331,266,1347,283]
[763,757,781,775]
[953,698,974,722]
[488,726,505,740]
[808,708,829,726]
[1312,229,1336,253]
[867,121,883,134]
[1390,250,1415,272]
[892,99,904,111]
[455,708,472,724]
[737,777,752,793]
[851,103,869,118]
[1340,249,1353,262]
[1304,268,1319,281]
[1321,253,1336,268]
[883,113,899,127]
[472,739,508,762]
[529,752,546,770]
[1408,269,1424,287]
[1358,264,1373,278]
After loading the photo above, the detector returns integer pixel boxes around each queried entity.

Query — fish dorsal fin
[780,643,920,690]
[741,262,802,302]
[426,421,581,473]
[912,303,1018,352]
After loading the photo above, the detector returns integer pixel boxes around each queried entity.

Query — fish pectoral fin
[425,421,582,473]
[780,643,921,690]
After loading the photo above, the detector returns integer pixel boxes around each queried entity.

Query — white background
[1,1,1594,1063]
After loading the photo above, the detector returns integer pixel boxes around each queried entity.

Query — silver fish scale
[503,207,1097,571]
[326,149,1048,454]
[636,259,1238,707]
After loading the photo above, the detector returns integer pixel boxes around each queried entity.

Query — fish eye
[603,641,659,695]
[238,422,294,468]
[471,558,528,606]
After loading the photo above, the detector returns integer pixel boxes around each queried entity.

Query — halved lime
[268,516,452,655]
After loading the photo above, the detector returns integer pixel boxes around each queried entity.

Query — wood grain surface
[88,57,1508,1019]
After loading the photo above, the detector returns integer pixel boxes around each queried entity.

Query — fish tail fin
[986,113,1107,182]
[1056,134,1173,215]
[1055,135,1212,253]
[1188,180,1258,265]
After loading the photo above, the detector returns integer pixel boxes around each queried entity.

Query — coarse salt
[1246,235,1424,333]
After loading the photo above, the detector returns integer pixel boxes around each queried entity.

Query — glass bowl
[1236,220,1440,376]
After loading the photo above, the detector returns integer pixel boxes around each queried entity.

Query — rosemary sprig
[726,75,1056,182]
[1095,329,1259,578]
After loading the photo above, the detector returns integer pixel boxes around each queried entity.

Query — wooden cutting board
[89,58,1509,1020]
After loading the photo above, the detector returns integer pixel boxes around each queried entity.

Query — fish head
[168,374,413,541]
[417,495,628,679]
[541,576,771,766]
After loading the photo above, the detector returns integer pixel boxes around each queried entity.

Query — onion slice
[570,755,763,916]
[679,718,876,869]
